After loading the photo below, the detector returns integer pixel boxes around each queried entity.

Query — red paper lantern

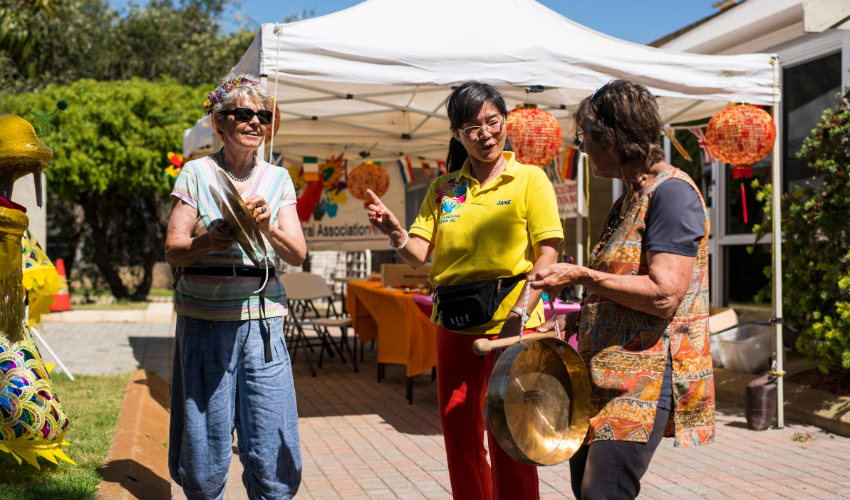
[706,104,776,179]
[506,104,562,166]
[706,104,776,223]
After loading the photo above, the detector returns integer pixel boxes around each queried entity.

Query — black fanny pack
[434,274,526,330]
[179,266,275,278]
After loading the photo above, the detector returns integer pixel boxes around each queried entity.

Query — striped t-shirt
[170,156,297,321]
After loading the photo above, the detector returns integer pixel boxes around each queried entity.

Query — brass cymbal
[207,170,267,267]
[486,337,590,466]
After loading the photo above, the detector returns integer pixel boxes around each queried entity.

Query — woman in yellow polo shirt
[365,82,563,500]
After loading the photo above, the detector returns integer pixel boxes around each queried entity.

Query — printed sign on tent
[553,181,578,219]
[271,153,405,251]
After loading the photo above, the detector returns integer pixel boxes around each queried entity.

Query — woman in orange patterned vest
[530,80,714,500]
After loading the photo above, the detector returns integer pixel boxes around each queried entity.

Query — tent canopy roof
[184,0,779,159]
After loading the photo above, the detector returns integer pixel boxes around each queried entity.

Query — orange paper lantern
[506,104,562,166]
[348,162,390,206]
[264,105,282,144]
[705,104,776,179]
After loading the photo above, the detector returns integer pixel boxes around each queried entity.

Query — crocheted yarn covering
[1,207,27,342]
[0,207,27,282]
[21,230,64,327]
[0,326,73,468]
[1,208,73,468]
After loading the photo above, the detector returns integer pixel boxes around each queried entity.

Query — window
[782,52,842,194]
[723,244,771,306]
[725,154,771,235]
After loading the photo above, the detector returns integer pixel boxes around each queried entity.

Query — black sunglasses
[220,107,273,125]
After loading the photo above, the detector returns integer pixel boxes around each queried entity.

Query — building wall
[10,173,46,246]
[654,0,849,308]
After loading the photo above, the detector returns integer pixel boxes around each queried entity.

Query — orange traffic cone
[49,258,71,312]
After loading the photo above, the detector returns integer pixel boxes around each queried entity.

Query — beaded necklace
[218,148,256,182]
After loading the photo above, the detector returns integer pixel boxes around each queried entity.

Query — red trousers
[436,326,539,500]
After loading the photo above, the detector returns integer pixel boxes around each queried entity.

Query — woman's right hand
[208,219,235,253]
[366,189,404,238]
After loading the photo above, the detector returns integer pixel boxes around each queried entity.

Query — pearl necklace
[219,148,256,182]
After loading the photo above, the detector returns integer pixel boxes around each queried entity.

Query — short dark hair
[575,79,664,169]
[445,82,510,172]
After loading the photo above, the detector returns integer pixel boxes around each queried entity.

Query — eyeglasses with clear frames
[459,118,505,138]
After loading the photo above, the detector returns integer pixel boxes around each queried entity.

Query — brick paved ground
[37,321,850,500]
[39,321,172,382]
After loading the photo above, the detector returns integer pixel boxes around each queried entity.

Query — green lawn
[0,372,130,500]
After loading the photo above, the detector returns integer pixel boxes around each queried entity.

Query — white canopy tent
[182,0,787,427]
[183,0,780,160]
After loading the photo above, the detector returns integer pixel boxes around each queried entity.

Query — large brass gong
[483,336,591,466]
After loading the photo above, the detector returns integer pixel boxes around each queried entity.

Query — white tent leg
[771,56,784,428]
[28,325,75,381]
[576,152,587,297]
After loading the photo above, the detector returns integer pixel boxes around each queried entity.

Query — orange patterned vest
[579,168,715,448]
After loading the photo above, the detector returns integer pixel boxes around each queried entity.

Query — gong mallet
[472,332,557,355]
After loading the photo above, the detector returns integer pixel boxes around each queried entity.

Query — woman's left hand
[244,195,272,235]
[528,263,585,296]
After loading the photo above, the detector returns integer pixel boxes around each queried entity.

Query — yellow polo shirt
[409,151,563,335]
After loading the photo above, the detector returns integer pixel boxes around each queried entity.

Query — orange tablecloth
[346,281,437,377]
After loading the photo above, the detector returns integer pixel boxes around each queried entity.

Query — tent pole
[269,25,282,165]
[576,152,587,297]
[770,56,784,429]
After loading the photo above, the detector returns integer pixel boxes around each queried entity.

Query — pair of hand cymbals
[207,170,267,268]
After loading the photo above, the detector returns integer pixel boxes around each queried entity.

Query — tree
[0,78,205,300]
[0,0,117,90]
[752,87,850,372]
[110,0,255,87]
[0,0,255,90]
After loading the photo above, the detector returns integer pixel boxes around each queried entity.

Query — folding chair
[280,272,356,377]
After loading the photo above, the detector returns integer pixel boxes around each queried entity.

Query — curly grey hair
[211,73,273,136]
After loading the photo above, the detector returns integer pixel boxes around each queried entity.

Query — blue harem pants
[169,314,301,500]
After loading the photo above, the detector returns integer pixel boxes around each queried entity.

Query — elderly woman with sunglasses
[164,73,306,500]
[530,79,714,500]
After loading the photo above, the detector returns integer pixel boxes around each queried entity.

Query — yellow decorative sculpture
[0,114,53,207]
[0,106,74,468]
[22,230,64,327]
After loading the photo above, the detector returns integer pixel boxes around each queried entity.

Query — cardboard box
[708,307,738,334]
[380,264,432,287]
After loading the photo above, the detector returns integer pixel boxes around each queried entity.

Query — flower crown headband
[204,78,274,116]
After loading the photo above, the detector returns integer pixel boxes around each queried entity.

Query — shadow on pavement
[99,458,171,500]
[290,339,443,436]
[128,336,173,383]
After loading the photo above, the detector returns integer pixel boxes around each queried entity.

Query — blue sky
[261,0,717,44]
[112,0,719,45]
